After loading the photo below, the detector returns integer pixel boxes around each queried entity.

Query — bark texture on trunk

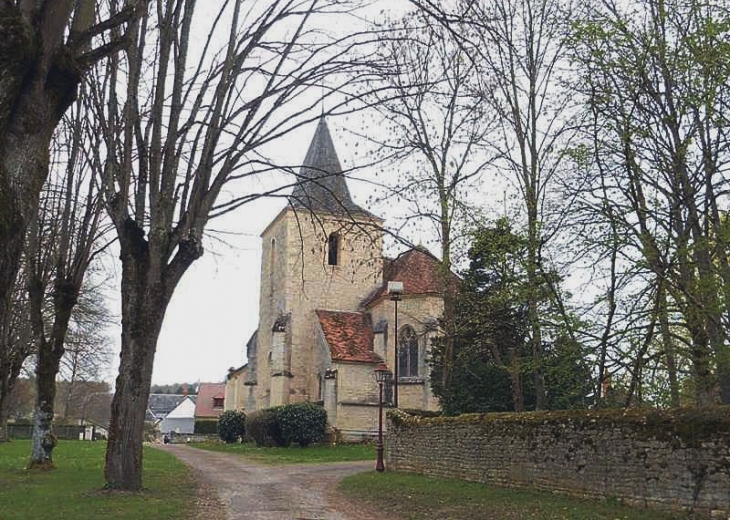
[29,333,63,468]
[0,5,83,434]
[103,219,172,490]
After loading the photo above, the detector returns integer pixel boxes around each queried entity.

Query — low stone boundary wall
[386,407,730,516]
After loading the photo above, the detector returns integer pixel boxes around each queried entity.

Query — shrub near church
[247,403,327,447]
[218,410,246,443]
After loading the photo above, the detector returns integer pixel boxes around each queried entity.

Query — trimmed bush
[247,407,286,447]
[194,419,218,435]
[218,410,246,443]
[278,402,327,447]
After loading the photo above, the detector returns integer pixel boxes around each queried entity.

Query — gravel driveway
[161,444,387,520]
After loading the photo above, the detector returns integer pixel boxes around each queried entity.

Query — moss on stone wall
[387,406,730,516]
[389,406,730,447]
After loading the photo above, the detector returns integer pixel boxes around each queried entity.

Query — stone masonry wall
[257,208,383,408]
[387,408,730,516]
[367,295,443,412]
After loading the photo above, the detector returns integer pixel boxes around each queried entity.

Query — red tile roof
[315,310,382,363]
[194,383,226,418]
[363,248,458,307]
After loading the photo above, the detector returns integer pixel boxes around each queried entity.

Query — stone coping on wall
[387,407,730,517]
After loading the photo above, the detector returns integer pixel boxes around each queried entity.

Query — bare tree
[85,0,381,490]
[0,274,32,441]
[363,9,498,392]
[0,0,142,439]
[410,0,580,409]
[25,90,110,468]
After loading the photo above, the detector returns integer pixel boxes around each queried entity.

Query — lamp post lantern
[387,281,403,407]
[374,363,392,472]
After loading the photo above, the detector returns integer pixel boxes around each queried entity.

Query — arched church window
[398,325,419,378]
[327,233,339,266]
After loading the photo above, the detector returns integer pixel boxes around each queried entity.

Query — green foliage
[217,410,245,443]
[277,402,327,447]
[194,419,218,435]
[431,219,592,414]
[246,407,286,447]
[246,403,328,448]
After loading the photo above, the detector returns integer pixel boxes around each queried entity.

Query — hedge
[194,419,218,434]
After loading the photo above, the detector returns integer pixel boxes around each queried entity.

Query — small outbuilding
[159,395,196,434]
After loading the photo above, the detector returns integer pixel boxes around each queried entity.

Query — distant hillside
[150,383,198,395]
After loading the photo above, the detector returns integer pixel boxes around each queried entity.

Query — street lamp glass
[374,366,391,383]
[387,281,404,295]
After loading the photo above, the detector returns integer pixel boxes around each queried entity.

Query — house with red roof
[194,383,226,421]
[237,118,449,440]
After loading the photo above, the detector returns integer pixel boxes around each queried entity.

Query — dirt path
[161,444,387,520]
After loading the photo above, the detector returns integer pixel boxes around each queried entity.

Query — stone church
[226,118,447,439]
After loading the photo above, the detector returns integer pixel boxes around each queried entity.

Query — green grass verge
[0,440,197,520]
[338,471,686,520]
[190,441,375,464]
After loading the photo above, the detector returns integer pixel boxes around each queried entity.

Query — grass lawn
[339,471,687,520]
[0,440,197,520]
[190,440,375,464]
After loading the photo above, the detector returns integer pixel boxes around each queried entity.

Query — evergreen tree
[431,219,592,414]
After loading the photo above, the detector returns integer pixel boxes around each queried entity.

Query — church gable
[315,310,381,363]
[363,248,457,308]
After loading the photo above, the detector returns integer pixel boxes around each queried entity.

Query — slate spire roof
[290,118,369,215]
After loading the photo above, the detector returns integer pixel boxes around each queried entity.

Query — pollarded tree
[25,89,110,468]
[86,0,383,490]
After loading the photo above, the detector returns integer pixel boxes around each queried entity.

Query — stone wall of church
[367,295,443,412]
[224,370,247,412]
[333,361,382,440]
[257,208,383,409]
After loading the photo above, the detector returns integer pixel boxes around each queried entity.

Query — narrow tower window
[327,233,339,266]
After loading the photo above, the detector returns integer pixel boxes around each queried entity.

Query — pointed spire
[290,118,367,215]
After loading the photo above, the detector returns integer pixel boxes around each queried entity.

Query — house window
[327,233,339,266]
[398,325,419,378]
[213,397,224,409]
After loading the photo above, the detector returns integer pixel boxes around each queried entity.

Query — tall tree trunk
[508,346,524,412]
[0,6,83,434]
[657,283,680,407]
[526,208,546,410]
[104,222,173,490]
[28,273,76,468]
[29,347,62,468]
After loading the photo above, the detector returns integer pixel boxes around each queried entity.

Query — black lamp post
[387,281,403,407]
[374,363,392,472]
